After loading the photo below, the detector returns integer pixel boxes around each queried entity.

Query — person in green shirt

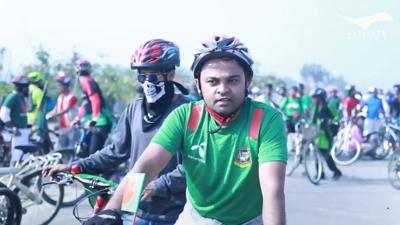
[310,88,342,180]
[281,86,303,133]
[90,36,287,225]
[0,75,30,163]
[27,71,45,125]
[298,83,312,118]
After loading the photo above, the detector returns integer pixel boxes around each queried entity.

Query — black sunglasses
[137,73,166,84]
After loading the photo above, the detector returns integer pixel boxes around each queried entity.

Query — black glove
[83,210,123,225]
[89,120,97,127]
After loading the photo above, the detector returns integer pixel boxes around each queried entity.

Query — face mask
[142,81,166,103]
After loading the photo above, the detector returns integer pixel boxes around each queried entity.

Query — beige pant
[174,199,262,225]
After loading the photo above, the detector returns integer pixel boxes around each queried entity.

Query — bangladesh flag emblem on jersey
[234,148,252,168]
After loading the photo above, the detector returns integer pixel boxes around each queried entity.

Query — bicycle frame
[0,152,62,204]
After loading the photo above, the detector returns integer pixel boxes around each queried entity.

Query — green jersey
[152,98,287,225]
[2,92,28,128]
[301,95,312,112]
[281,97,303,120]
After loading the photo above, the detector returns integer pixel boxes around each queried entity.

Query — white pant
[10,128,30,162]
[363,118,381,136]
[174,199,262,225]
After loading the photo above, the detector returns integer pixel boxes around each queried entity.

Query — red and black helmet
[75,59,92,75]
[191,35,254,79]
[130,39,180,71]
[56,72,72,85]
[11,75,30,85]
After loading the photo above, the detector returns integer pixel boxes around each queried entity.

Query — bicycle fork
[92,195,108,216]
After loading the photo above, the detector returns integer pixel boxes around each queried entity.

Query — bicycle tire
[388,150,400,190]
[331,133,361,166]
[53,148,77,165]
[369,132,393,160]
[14,170,64,225]
[303,143,323,185]
[286,150,301,176]
[0,187,22,225]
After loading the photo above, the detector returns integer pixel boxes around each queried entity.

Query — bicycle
[388,148,400,190]
[330,119,362,166]
[332,118,396,165]
[0,186,22,225]
[52,123,122,207]
[286,119,323,185]
[44,172,117,224]
[372,118,400,160]
[0,147,64,225]
[51,125,97,207]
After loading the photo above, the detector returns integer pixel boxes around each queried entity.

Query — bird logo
[340,12,393,30]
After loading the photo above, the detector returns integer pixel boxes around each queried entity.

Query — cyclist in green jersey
[0,75,30,163]
[87,35,287,225]
[310,88,342,180]
[281,86,303,133]
[298,83,312,118]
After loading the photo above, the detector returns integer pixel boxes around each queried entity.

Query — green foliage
[300,63,347,91]
[0,81,13,99]
[92,64,140,109]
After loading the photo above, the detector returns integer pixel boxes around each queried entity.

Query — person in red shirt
[342,85,360,120]
[72,59,112,157]
[46,73,79,148]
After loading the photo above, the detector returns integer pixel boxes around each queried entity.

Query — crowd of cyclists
[0,35,399,225]
[249,81,400,180]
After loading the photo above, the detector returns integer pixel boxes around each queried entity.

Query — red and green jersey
[152,98,287,225]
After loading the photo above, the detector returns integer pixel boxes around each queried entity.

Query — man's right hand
[42,164,70,177]
[83,210,122,225]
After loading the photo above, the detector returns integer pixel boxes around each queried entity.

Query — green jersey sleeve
[258,111,288,164]
[3,94,16,109]
[151,104,187,154]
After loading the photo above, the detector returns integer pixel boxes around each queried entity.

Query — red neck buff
[205,105,238,125]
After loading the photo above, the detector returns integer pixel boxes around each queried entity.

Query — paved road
[43,159,399,225]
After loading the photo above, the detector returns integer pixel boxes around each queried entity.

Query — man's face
[137,69,174,103]
[290,88,298,98]
[17,85,29,97]
[196,58,250,117]
[311,96,318,105]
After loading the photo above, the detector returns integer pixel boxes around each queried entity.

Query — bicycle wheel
[0,187,21,225]
[388,150,400,190]
[331,135,361,166]
[14,170,64,225]
[53,148,76,165]
[303,143,323,185]
[286,148,302,176]
[370,132,393,160]
[51,148,87,207]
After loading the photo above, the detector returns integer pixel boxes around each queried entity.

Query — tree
[300,63,348,92]
[300,63,331,85]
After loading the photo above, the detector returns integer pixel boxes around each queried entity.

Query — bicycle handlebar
[44,172,117,191]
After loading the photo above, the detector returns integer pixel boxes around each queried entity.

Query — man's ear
[245,75,252,90]
[195,79,202,97]
[167,70,175,81]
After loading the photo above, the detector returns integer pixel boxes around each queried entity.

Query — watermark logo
[340,12,393,40]
[340,12,393,30]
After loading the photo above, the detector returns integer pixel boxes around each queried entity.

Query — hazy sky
[0,0,398,90]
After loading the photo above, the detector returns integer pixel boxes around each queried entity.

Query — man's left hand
[141,181,155,201]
